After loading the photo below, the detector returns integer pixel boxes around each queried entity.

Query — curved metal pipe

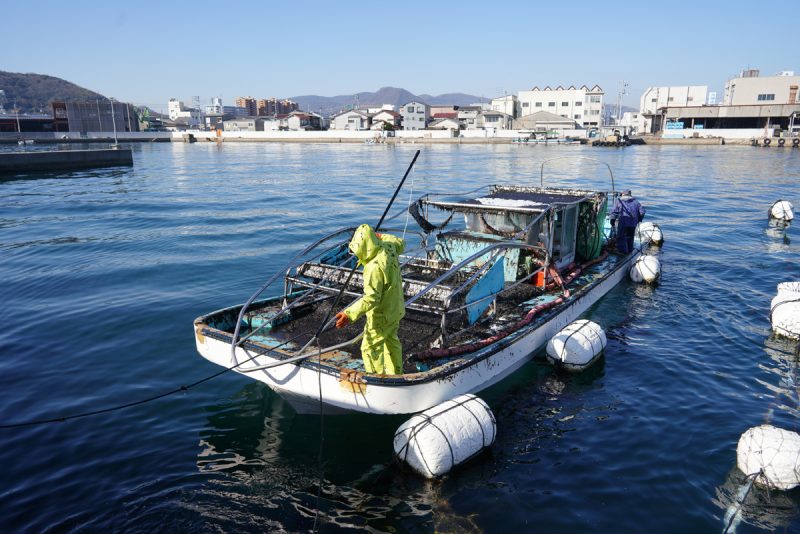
[539,156,615,194]
[229,226,359,365]
[405,242,542,307]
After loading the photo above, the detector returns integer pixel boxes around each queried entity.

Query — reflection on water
[715,467,798,533]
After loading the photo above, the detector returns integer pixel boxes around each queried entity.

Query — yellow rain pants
[342,224,406,374]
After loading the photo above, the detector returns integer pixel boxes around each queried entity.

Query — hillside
[0,71,105,112]
[290,87,482,115]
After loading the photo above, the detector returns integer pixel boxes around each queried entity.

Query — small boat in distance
[194,160,654,414]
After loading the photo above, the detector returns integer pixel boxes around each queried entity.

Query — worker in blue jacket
[610,190,646,254]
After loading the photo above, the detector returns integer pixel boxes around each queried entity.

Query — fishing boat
[194,159,654,414]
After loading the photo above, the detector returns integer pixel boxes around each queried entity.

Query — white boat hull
[195,251,639,415]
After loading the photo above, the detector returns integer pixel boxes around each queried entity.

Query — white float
[777,281,800,297]
[393,394,496,478]
[771,290,800,340]
[637,221,664,246]
[769,200,794,222]
[630,255,661,284]
[546,319,607,371]
[737,425,800,490]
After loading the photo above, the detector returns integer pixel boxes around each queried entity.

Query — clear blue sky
[3,0,798,111]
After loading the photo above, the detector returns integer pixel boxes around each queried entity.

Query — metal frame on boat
[194,160,645,414]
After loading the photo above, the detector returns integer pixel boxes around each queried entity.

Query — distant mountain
[290,86,483,116]
[0,71,105,113]
[418,93,489,106]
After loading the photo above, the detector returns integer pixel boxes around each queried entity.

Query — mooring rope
[724,339,800,532]
[0,332,311,429]
[723,470,762,534]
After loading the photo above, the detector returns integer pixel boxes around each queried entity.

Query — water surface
[1,142,798,532]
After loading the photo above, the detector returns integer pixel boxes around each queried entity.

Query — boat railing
[230,224,431,368]
[405,241,548,342]
[229,226,360,366]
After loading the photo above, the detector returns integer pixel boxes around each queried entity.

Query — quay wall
[0,148,133,174]
[2,129,792,146]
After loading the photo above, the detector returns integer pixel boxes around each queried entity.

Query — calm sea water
[1,142,798,532]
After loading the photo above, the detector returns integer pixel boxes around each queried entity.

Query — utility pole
[14,99,21,133]
[110,98,118,145]
[616,80,629,124]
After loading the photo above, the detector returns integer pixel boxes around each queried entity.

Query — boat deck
[198,252,624,377]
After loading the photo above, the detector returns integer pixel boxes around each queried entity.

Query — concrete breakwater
[0,148,133,175]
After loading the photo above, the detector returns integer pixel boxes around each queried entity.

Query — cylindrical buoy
[637,221,664,246]
[777,281,800,296]
[771,291,800,340]
[546,319,607,371]
[630,255,661,284]
[737,425,800,490]
[769,200,794,222]
[393,394,496,478]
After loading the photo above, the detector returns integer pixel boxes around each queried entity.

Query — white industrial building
[167,98,201,127]
[490,95,519,118]
[517,85,604,128]
[400,101,429,130]
[724,70,800,105]
[637,86,708,133]
[653,70,800,137]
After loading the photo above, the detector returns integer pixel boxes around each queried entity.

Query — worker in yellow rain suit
[335,224,405,374]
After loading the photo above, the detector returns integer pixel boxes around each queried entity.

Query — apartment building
[517,85,604,128]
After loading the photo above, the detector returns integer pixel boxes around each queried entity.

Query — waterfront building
[637,86,708,133]
[329,110,372,130]
[56,100,139,133]
[366,105,396,114]
[400,101,429,130]
[427,117,461,131]
[478,110,513,130]
[654,70,800,136]
[723,69,800,105]
[517,85,604,128]
[235,96,257,116]
[490,95,519,119]
[168,98,201,126]
[223,118,266,132]
[370,110,402,130]
[256,98,299,116]
[458,106,482,130]
[429,105,459,116]
[513,110,580,132]
[204,113,223,130]
[204,97,224,114]
[286,111,323,131]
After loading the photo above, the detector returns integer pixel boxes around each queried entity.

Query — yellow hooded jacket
[343,224,406,374]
